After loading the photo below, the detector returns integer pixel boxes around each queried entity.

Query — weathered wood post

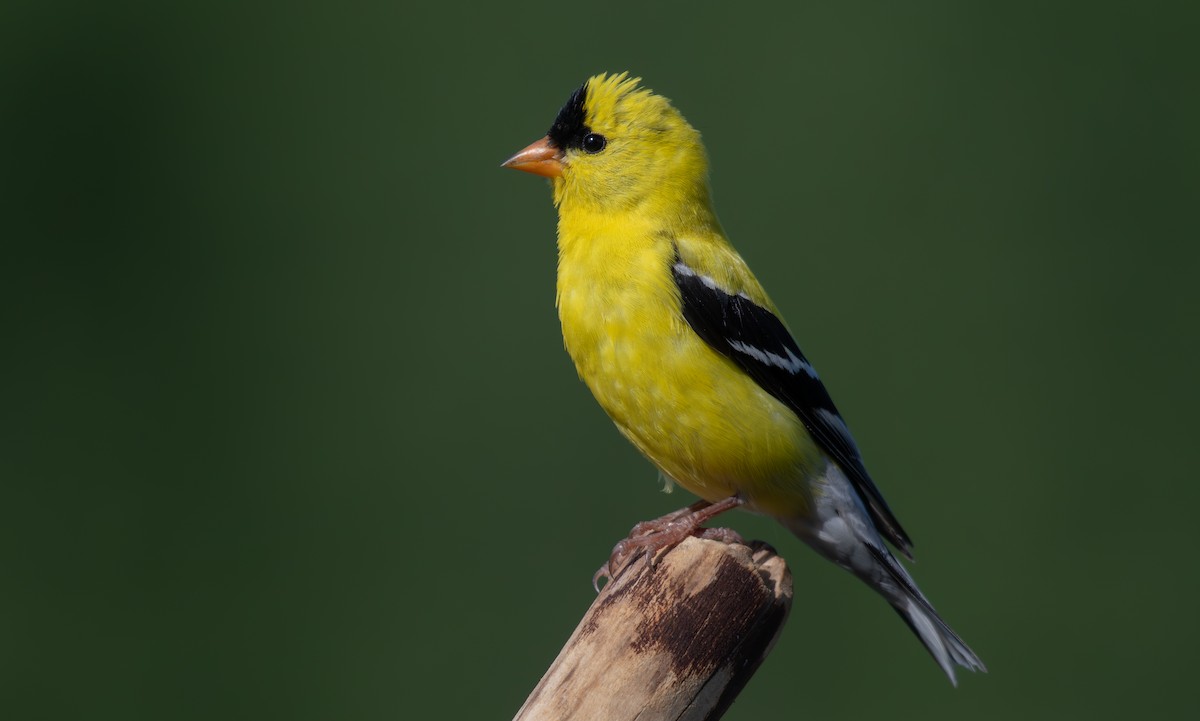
[514,537,793,721]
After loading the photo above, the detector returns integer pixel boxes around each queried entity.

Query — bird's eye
[581,133,607,154]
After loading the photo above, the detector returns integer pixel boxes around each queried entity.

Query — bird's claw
[591,564,610,592]
[592,497,747,592]
[591,537,648,591]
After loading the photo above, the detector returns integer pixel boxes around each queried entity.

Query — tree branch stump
[513,537,793,721]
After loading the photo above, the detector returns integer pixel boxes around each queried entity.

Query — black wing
[672,255,914,556]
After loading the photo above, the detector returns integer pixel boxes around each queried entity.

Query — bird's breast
[555,223,820,515]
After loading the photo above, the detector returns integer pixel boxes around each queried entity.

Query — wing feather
[671,253,914,556]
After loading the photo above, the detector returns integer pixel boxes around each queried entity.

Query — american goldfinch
[503,73,985,685]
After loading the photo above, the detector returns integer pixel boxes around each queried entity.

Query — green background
[4,1,1198,719]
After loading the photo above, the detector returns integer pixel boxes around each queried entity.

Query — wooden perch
[513,537,793,721]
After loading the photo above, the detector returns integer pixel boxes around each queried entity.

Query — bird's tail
[876,547,987,686]
[781,464,986,684]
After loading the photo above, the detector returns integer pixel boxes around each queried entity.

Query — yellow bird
[503,72,985,685]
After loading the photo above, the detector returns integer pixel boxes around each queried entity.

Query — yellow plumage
[551,86,822,518]
[503,72,984,684]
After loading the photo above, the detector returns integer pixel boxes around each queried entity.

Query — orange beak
[502,136,564,178]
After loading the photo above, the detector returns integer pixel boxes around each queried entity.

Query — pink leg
[593,496,746,590]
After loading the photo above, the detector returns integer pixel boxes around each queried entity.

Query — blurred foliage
[2,1,1198,719]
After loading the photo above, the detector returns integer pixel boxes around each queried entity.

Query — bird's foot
[592,496,745,591]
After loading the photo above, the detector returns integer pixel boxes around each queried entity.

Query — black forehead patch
[547,82,590,151]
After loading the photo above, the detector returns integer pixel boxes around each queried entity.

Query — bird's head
[503,73,710,212]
